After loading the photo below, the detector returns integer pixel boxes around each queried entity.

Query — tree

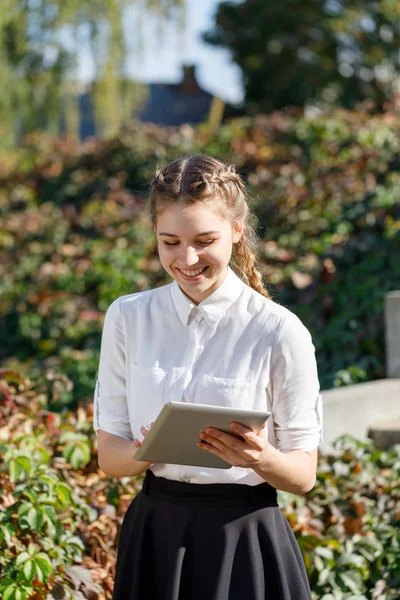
[203,0,400,113]
[0,0,184,149]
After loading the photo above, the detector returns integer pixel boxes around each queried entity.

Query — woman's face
[154,203,243,304]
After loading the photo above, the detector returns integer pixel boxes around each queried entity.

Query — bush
[279,435,400,599]
[0,369,399,599]
[1,109,399,404]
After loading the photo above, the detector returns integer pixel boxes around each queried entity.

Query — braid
[232,236,272,299]
[182,163,244,197]
[206,165,245,189]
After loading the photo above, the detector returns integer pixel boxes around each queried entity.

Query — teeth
[179,267,206,277]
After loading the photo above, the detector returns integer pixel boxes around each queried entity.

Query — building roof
[139,65,214,126]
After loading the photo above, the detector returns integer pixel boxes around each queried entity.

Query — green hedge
[0,369,398,599]
[0,107,399,404]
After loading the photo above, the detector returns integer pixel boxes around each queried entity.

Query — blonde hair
[148,154,271,299]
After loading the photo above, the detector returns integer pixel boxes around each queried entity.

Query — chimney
[180,64,201,93]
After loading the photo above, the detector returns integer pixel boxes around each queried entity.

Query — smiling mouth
[176,266,209,277]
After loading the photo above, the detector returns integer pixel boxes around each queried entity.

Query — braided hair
[148,154,271,299]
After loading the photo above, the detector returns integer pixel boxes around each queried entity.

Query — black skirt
[112,469,312,600]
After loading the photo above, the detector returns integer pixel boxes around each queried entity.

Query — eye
[163,239,216,246]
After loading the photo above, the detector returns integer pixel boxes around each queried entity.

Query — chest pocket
[129,364,167,430]
[191,375,252,409]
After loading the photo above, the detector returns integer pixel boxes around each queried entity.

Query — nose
[180,246,200,267]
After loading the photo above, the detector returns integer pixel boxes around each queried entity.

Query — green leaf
[337,552,366,568]
[79,442,91,464]
[339,572,363,593]
[17,502,31,518]
[26,507,43,531]
[34,562,44,582]
[21,489,38,504]
[42,505,58,537]
[36,553,52,574]
[65,535,85,553]
[15,552,30,566]
[9,459,22,483]
[27,542,39,555]
[39,474,59,487]
[23,559,35,580]
[35,446,51,464]
[42,505,58,523]
[3,584,17,600]
[319,567,331,585]
[0,578,17,592]
[55,482,72,506]
[0,522,14,544]
[15,456,32,476]
[70,446,85,469]
[63,443,74,463]
[314,554,325,572]
[315,546,334,560]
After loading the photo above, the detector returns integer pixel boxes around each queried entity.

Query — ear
[233,221,244,244]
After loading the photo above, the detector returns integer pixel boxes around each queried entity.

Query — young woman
[94,154,323,600]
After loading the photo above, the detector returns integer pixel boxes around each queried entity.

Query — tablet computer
[134,402,271,469]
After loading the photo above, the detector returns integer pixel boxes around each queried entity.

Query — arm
[97,430,152,478]
[252,445,318,495]
[93,298,150,476]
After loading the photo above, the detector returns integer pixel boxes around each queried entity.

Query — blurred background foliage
[0,373,398,599]
[205,0,400,112]
[0,0,184,149]
[1,106,399,408]
[2,1,400,149]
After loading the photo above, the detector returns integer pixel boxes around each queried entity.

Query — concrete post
[385,291,400,377]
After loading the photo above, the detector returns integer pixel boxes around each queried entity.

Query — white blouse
[93,266,323,485]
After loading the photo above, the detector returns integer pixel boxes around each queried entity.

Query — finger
[229,423,264,450]
[200,429,246,455]
[203,427,247,450]
[230,421,267,435]
[140,425,151,437]
[198,439,257,468]
[229,422,251,440]
[197,440,232,463]
[257,421,268,435]
[133,439,141,448]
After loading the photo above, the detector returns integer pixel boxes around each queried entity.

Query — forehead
[156,203,228,232]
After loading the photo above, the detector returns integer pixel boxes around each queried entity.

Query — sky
[76,0,244,106]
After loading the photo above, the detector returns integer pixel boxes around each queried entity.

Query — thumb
[257,421,268,435]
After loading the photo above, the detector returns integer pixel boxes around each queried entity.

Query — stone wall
[320,290,400,452]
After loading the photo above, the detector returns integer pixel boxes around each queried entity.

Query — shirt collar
[170,266,245,327]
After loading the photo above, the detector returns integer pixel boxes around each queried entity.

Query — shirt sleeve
[266,311,323,453]
[93,297,133,441]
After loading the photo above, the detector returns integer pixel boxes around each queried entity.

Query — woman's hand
[197,421,272,469]
[133,422,158,466]
[133,422,154,449]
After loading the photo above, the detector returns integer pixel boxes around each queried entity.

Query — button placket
[181,312,207,393]
[179,314,208,482]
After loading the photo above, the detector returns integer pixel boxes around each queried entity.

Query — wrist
[252,441,277,474]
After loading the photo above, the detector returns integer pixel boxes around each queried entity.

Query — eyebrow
[158,231,221,237]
